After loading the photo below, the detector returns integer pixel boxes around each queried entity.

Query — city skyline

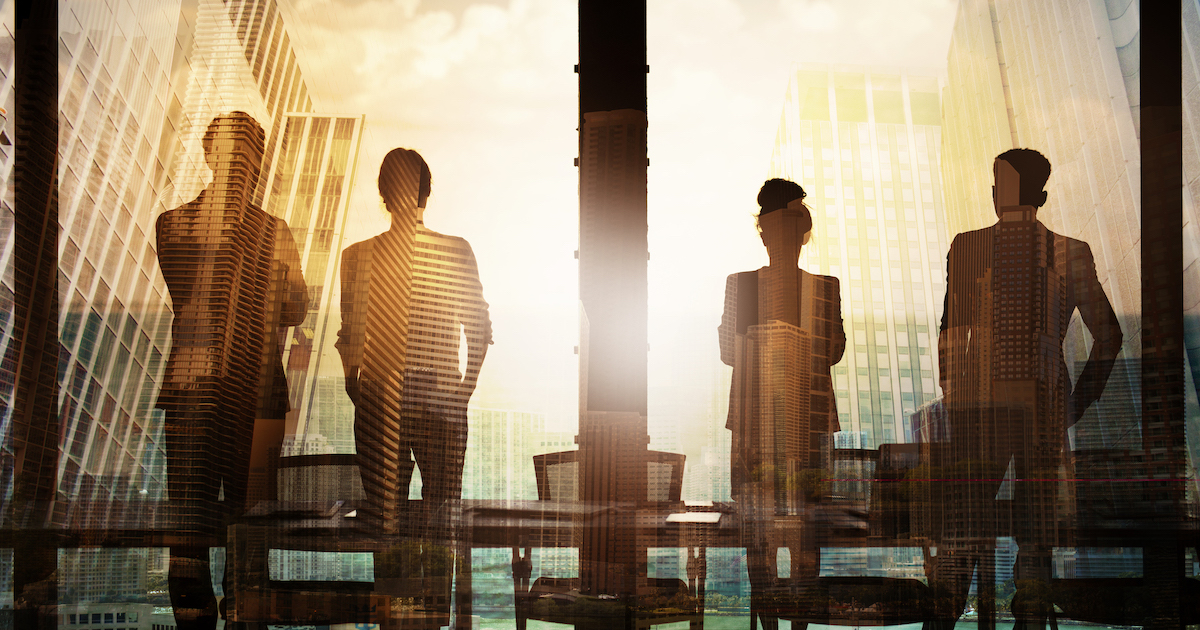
[0,0,1186,534]
[0,0,1186,523]
[1,0,1196,626]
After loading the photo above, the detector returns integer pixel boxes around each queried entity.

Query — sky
[278,0,959,449]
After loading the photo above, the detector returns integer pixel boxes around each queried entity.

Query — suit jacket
[927,212,1122,545]
[719,267,845,481]
[336,229,413,410]
[405,225,491,418]
[939,213,1122,425]
[336,226,491,423]
[156,204,307,422]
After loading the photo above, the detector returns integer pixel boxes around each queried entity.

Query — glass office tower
[768,64,949,447]
[264,113,364,452]
[38,0,205,517]
[4,0,326,522]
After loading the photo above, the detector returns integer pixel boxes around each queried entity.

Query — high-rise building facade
[939,0,1142,409]
[578,108,649,416]
[0,0,18,520]
[172,0,315,207]
[576,107,652,596]
[262,113,364,447]
[462,408,573,502]
[37,0,204,519]
[1177,0,1200,481]
[0,0,361,611]
[3,0,326,524]
[768,64,950,448]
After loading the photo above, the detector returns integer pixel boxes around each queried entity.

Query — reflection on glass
[2,1,1194,628]
[337,148,490,624]
[720,179,846,627]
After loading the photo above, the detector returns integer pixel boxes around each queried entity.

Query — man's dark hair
[757,178,806,214]
[202,111,266,158]
[996,148,1051,207]
[379,148,432,208]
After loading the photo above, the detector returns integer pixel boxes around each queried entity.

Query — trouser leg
[746,539,778,630]
[169,546,219,630]
[410,411,467,524]
[354,380,404,533]
[219,416,259,628]
[166,420,221,630]
[408,411,467,623]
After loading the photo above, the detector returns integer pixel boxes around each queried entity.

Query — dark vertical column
[578,1,646,123]
[1139,2,1183,629]
[577,0,648,415]
[575,0,650,608]
[9,0,61,627]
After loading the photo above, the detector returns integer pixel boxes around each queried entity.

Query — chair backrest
[532,449,686,502]
[276,453,365,503]
[647,450,685,503]
[533,450,579,501]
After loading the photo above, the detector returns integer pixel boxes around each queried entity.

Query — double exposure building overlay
[463,408,573,502]
[1,0,1197,622]
[934,0,1199,594]
[0,0,322,522]
[574,7,652,593]
[266,113,364,451]
[941,0,1199,496]
[939,0,1142,401]
[0,0,364,602]
[0,3,15,516]
[12,0,204,522]
[768,64,950,448]
[2,0,355,517]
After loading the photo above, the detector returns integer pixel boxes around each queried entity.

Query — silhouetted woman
[718,178,845,627]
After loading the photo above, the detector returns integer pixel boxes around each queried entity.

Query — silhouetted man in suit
[932,149,1122,627]
[338,148,490,623]
[337,149,425,534]
[156,112,307,630]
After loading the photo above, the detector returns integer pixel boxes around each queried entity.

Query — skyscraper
[576,109,652,597]
[462,408,573,502]
[36,0,206,520]
[578,108,649,417]
[935,4,1191,622]
[262,113,365,448]
[0,0,20,520]
[0,0,363,617]
[172,0,316,207]
[938,0,1141,370]
[0,0,321,523]
[768,64,950,448]
[9,0,327,522]
[574,0,653,600]
[1183,1,1200,479]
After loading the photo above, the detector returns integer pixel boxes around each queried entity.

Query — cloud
[276,0,960,435]
[280,0,581,419]
[848,0,956,50]
[412,5,509,78]
[779,0,841,32]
